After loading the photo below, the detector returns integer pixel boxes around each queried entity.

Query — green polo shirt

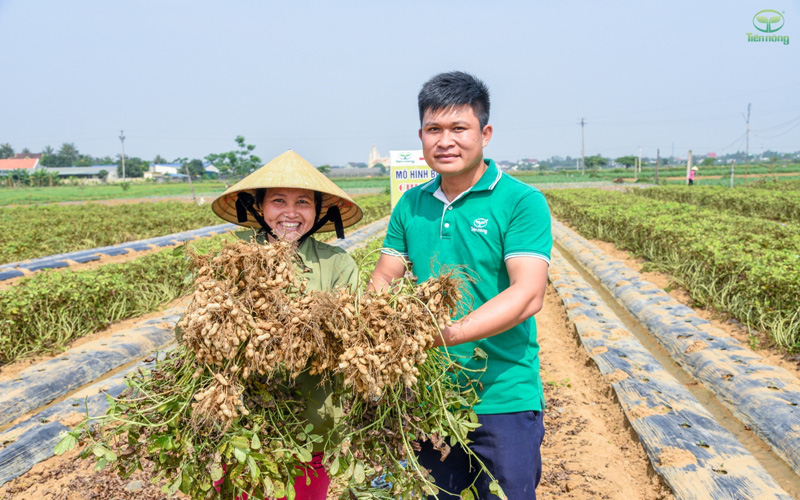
[383,159,552,414]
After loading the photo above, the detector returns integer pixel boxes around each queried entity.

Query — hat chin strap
[236,192,345,245]
[236,192,277,239]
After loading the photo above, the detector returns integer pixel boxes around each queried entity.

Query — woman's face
[260,188,316,242]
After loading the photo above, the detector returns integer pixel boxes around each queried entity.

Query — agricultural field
[0,194,390,365]
[631,185,800,223]
[546,186,800,350]
[0,202,222,264]
[4,182,800,498]
[511,161,800,186]
[0,177,389,206]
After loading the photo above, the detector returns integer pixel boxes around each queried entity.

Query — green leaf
[210,464,224,482]
[262,476,274,497]
[296,447,312,463]
[95,457,108,471]
[53,433,77,455]
[489,480,507,499]
[234,447,247,464]
[286,483,297,500]
[169,475,182,494]
[251,434,261,450]
[247,455,260,481]
[460,489,475,500]
[304,423,314,433]
[769,16,781,23]
[353,461,365,483]
[328,457,340,476]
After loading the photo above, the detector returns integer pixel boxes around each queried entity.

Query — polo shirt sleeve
[381,196,409,257]
[504,190,552,264]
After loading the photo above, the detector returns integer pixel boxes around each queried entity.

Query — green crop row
[0,194,390,266]
[0,201,222,265]
[631,185,800,223]
[0,195,391,365]
[546,189,800,350]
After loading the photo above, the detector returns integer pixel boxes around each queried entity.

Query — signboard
[389,150,437,209]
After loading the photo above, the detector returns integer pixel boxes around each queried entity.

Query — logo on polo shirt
[471,218,489,235]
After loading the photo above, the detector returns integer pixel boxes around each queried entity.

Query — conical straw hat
[212,150,363,233]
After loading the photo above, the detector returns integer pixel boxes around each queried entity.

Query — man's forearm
[434,281,545,347]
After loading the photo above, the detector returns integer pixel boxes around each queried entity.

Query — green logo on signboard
[753,9,784,32]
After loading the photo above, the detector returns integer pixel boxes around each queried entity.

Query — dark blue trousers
[417,411,545,499]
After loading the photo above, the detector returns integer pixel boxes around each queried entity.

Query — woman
[210,150,364,499]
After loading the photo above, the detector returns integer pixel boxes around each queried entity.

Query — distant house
[12,153,43,160]
[145,163,182,179]
[204,163,219,178]
[0,157,40,175]
[45,165,119,181]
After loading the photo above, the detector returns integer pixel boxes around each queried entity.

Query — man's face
[419,105,493,179]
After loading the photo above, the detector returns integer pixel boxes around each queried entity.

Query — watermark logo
[471,218,489,234]
[753,9,784,32]
[747,9,789,45]
[395,152,415,164]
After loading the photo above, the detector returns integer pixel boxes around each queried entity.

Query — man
[370,71,552,498]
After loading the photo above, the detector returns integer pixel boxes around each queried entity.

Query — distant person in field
[370,71,553,499]
[688,166,698,185]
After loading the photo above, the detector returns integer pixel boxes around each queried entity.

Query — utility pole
[119,130,126,182]
[638,147,642,177]
[634,154,638,181]
[686,150,693,186]
[580,117,586,176]
[743,103,751,177]
[183,159,197,204]
[655,149,660,184]
[730,160,736,188]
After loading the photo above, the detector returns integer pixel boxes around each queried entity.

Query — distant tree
[116,156,148,178]
[58,143,79,166]
[31,169,48,186]
[153,154,168,164]
[20,147,32,155]
[75,154,94,167]
[0,143,14,159]
[204,136,262,177]
[615,155,637,169]
[701,157,715,167]
[584,155,608,169]
[95,156,115,165]
[372,163,387,174]
[98,169,109,182]
[317,164,331,174]
[186,159,205,177]
[41,145,55,156]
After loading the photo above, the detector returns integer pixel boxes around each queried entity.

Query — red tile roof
[0,158,40,171]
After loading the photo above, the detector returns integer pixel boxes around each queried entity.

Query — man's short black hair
[418,71,490,129]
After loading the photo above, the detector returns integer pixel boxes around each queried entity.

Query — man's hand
[430,257,549,348]
[368,252,408,292]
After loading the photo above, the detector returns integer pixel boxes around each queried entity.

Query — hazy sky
[1,0,798,166]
